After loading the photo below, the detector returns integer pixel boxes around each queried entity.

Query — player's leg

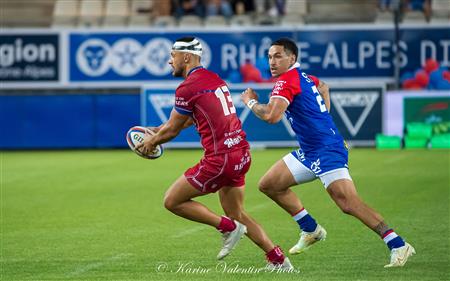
[219,185,292,268]
[259,151,326,254]
[163,175,222,227]
[258,158,303,215]
[219,185,274,252]
[326,177,415,267]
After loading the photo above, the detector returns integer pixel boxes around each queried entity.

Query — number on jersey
[312,85,327,113]
[215,86,236,116]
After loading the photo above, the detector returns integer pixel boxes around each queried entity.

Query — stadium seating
[0,0,54,27]
[305,0,377,24]
[178,15,203,27]
[375,11,394,23]
[431,0,450,20]
[402,11,427,23]
[78,0,104,27]
[204,15,227,27]
[52,0,79,27]
[229,15,253,26]
[285,0,308,16]
[0,0,435,28]
[103,0,130,27]
[128,0,154,27]
[255,15,278,25]
[280,14,305,26]
[153,16,177,27]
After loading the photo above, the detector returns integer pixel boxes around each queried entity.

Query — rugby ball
[126,126,163,159]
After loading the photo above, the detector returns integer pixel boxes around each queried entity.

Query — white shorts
[283,153,352,188]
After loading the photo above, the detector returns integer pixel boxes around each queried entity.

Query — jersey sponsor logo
[234,154,251,171]
[310,158,322,174]
[331,92,379,137]
[175,99,189,107]
[295,149,306,162]
[224,135,243,148]
[272,80,286,95]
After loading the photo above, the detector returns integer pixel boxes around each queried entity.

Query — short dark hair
[271,38,298,61]
[175,36,196,43]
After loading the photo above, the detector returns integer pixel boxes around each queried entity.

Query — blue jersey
[270,63,343,152]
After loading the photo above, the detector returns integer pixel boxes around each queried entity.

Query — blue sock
[292,208,317,232]
[382,229,405,250]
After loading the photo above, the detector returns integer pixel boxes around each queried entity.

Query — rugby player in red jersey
[137,37,293,269]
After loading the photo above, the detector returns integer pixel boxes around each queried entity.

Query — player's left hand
[240,88,258,104]
[135,131,157,156]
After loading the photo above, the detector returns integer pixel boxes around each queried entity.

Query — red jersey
[174,67,249,156]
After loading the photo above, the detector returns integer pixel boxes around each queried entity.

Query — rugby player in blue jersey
[241,38,415,268]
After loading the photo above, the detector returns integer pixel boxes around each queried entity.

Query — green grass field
[1,148,449,281]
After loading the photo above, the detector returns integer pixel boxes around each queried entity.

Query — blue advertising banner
[69,26,449,83]
[142,84,383,147]
[0,33,59,82]
[69,31,292,82]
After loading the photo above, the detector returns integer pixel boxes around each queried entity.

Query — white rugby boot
[217,221,247,260]
[266,257,296,272]
[384,242,416,268]
[289,224,327,255]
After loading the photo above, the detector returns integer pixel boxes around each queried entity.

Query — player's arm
[150,109,189,144]
[182,117,194,128]
[317,80,330,112]
[137,109,189,155]
[241,88,287,124]
[148,117,193,133]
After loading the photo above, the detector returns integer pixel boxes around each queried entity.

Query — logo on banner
[75,37,212,78]
[0,35,59,81]
[111,38,144,76]
[331,92,379,136]
[144,38,173,76]
[77,39,111,76]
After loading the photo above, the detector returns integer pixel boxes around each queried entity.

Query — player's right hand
[240,88,258,104]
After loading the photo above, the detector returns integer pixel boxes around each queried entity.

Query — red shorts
[184,148,251,194]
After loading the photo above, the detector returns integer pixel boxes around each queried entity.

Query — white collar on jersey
[288,62,300,71]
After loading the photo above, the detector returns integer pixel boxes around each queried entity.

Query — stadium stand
[403,10,427,22]
[52,0,79,27]
[229,14,253,26]
[204,15,228,26]
[152,15,177,27]
[178,15,203,26]
[128,0,155,27]
[0,0,55,27]
[78,0,104,27]
[285,0,308,17]
[2,0,448,28]
[103,0,130,27]
[375,10,395,23]
[280,14,305,26]
[305,0,378,23]
[431,0,450,20]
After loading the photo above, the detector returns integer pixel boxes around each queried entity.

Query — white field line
[66,253,132,277]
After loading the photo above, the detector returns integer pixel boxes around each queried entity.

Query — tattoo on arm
[252,103,270,120]
[374,221,390,236]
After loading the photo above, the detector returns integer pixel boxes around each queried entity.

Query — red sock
[216,216,236,233]
[266,246,285,265]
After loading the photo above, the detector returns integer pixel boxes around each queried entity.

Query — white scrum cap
[172,37,203,57]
